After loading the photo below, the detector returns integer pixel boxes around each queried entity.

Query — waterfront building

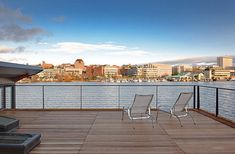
[37,68,58,82]
[103,65,119,77]
[212,69,231,80]
[217,56,233,69]
[85,65,96,79]
[74,59,85,71]
[85,65,119,79]
[204,67,232,81]
[204,68,213,80]
[172,64,192,75]
[142,64,159,78]
[119,65,131,76]
[141,64,172,78]
[64,67,83,76]
[41,61,54,69]
[126,66,143,77]
[153,64,172,77]
[126,64,172,78]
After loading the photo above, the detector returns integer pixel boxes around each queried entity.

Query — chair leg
[121,107,124,121]
[169,114,172,119]
[150,115,154,128]
[188,112,196,125]
[156,109,159,123]
[131,119,135,129]
[175,116,183,127]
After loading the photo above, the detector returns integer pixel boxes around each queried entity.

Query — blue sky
[0,0,235,65]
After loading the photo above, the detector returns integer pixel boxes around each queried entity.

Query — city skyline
[0,0,235,65]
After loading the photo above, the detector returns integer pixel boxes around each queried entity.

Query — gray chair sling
[122,94,155,128]
[168,92,196,127]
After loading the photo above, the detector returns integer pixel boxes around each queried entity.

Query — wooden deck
[0,110,235,154]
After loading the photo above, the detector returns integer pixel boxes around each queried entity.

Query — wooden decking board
[0,110,234,154]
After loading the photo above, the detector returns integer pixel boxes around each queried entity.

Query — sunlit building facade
[217,56,233,69]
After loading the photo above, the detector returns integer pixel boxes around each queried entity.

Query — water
[10,81,235,121]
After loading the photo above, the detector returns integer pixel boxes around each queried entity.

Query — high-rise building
[217,56,233,69]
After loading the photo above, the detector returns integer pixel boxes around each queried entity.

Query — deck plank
[0,110,234,154]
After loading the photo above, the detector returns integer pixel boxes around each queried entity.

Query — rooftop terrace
[1,110,234,154]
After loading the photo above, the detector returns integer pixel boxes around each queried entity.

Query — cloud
[37,42,48,45]
[0,56,27,63]
[44,42,151,57]
[155,56,235,65]
[0,5,31,24]
[105,50,149,57]
[0,24,45,42]
[45,42,128,52]
[0,5,47,42]
[0,45,26,53]
[52,16,66,23]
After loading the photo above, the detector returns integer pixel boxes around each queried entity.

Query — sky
[0,0,235,66]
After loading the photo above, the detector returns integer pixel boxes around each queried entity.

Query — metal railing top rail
[10,83,235,91]
[14,84,194,86]
[0,84,15,87]
[197,85,235,91]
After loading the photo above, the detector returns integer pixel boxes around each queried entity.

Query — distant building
[172,64,192,75]
[74,59,85,71]
[37,68,58,82]
[119,65,131,76]
[213,69,231,80]
[41,61,54,69]
[103,65,119,77]
[141,64,172,78]
[62,59,86,76]
[142,64,159,78]
[126,66,143,77]
[204,68,232,80]
[85,65,96,79]
[204,68,213,80]
[217,56,233,69]
[151,64,172,77]
[85,65,119,79]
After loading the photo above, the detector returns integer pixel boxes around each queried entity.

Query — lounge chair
[122,94,155,128]
[157,92,196,127]
[0,115,41,154]
[0,116,19,132]
[0,133,41,154]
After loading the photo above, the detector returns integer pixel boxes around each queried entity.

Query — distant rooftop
[0,61,43,82]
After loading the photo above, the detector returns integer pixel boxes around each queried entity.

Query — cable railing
[0,84,234,122]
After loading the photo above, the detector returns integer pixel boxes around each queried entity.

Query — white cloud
[105,50,149,57]
[37,42,48,45]
[0,45,25,53]
[0,46,13,53]
[44,42,149,56]
[0,56,27,63]
[37,41,155,65]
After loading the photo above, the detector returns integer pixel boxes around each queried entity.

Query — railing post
[118,86,120,108]
[197,86,200,110]
[2,86,6,109]
[11,85,16,109]
[216,88,219,116]
[80,85,83,109]
[42,86,45,109]
[193,85,196,109]
[155,86,158,108]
